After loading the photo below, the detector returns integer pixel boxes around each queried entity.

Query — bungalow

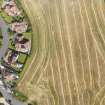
[10,21,28,33]
[2,0,21,16]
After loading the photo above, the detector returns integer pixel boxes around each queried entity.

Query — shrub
[0,92,3,97]
[13,90,28,102]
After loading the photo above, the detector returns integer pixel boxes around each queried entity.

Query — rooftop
[10,21,28,33]
[2,0,21,17]
[14,34,31,53]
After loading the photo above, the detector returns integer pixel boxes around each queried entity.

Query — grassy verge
[18,53,27,64]
[0,11,13,23]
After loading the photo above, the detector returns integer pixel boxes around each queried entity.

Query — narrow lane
[0,16,9,60]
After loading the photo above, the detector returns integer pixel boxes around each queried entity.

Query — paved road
[0,17,9,60]
[0,17,27,105]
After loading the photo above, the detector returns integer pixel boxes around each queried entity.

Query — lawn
[23,32,32,40]
[8,28,15,39]
[18,53,27,64]
[0,11,13,23]
[8,39,15,50]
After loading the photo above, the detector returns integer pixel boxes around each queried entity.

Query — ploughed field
[17,0,105,105]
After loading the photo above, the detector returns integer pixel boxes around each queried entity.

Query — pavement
[0,16,27,105]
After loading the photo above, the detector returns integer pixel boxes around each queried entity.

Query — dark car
[6,99,12,105]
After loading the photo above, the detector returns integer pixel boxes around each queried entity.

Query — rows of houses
[0,0,31,85]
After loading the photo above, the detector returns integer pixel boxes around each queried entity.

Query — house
[10,21,28,33]
[14,34,31,54]
[3,49,23,69]
[15,38,31,54]
[0,64,19,82]
[2,0,21,16]
[4,49,19,65]
[4,72,19,82]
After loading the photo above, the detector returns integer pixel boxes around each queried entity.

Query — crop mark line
[100,94,105,105]
[95,46,101,88]
[50,60,60,105]
[77,0,92,89]
[80,1,105,104]
[90,0,105,104]
[91,0,105,49]
[72,3,87,105]
[76,0,92,89]
[79,0,101,91]
[52,30,66,105]
[99,0,105,27]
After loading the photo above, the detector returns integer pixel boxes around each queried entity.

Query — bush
[12,16,24,22]
[13,90,28,102]
[28,101,38,105]
[0,92,3,97]
[0,29,3,39]
[32,101,38,105]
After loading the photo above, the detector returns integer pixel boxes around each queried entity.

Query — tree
[0,92,3,97]
[28,101,38,105]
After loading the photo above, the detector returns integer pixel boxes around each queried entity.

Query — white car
[0,65,5,69]
[0,80,4,86]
